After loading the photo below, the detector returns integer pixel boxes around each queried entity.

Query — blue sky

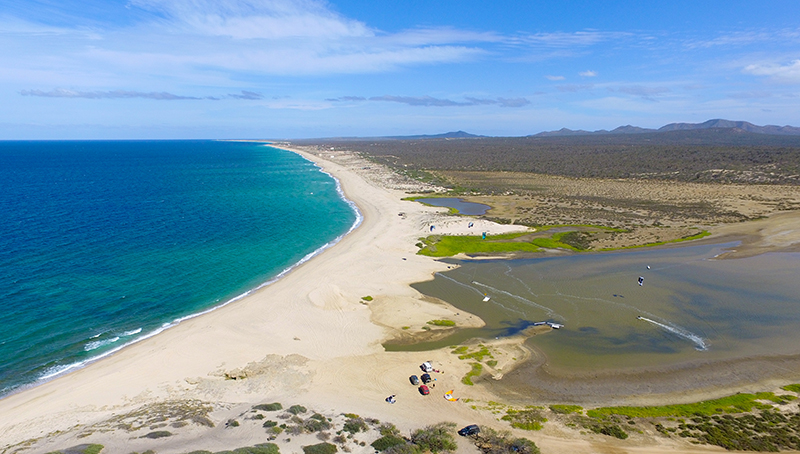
[2,0,799,138]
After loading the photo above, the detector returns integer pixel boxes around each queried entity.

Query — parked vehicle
[418,385,430,395]
[458,424,480,436]
[421,373,431,384]
[409,375,420,385]
[420,361,433,373]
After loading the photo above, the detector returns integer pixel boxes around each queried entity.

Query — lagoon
[415,197,491,215]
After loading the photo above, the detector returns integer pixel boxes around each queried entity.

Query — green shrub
[142,431,172,439]
[49,445,105,454]
[587,392,778,418]
[502,409,547,431]
[343,417,368,434]
[304,416,332,432]
[384,444,420,454]
[263,420,278,428]
[371,435,407,451]
[254,403,283,412]
[410,422,457,453]
[549,405,583,415]
[361,296,373,301]
[301,443,337,454]
[427,320,456,327]
[589,423,628,439]
[379,423,401,436]
[287,405,307,415]
[231,445,280,454]
[476,427,540,454]
[781,384,800,393]
[462,363,483,386]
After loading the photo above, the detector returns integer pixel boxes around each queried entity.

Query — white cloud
[545,75,565,81]
[129,0,372,39]
[744,60,800,84]
[579,70,597,77]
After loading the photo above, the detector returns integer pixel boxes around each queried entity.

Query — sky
[1,0,799,139]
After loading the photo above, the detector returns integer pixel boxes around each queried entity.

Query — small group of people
[385,394,396,404]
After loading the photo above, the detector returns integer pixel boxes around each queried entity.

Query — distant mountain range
[533,119,800,137]
[383,130,484,140]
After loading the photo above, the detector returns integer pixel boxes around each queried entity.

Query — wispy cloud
[517,31,631,47]
[744,60,800,84]
[328,95,529,107]
[545,75,565,81]
[129,0,373,39]
[612,85,670,100]
[20,88,265,100]
[579,70,597,77]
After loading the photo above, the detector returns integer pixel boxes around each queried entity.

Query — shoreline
[0,144,364,401]
[2,143,800,453]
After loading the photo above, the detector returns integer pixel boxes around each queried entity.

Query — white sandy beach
[0,145,772,454]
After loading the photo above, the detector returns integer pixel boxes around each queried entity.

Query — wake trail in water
[436,274,527,316]
[472,281,562,320]
[638,316,708,351]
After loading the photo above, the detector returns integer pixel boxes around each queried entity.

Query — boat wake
[637,316,708,351]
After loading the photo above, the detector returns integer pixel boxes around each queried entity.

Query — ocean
[0,141,359,397]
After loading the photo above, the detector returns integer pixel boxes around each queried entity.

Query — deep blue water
[0,141,358,396]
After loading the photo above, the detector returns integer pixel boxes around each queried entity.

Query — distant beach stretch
[2,142,800,454]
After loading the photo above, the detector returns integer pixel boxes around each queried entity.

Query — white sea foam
[83,336,120,352]
[638,316,708,351]
[31,146,364,391]
[122,328,142,336]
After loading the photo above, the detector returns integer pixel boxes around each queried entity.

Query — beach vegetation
[361,296,373,301]
[410,422,458,453]
[549,405,583,415]
[302,442,337,454]
[501,409,547,431]
[402,326,410,330]
[486,360,497,367]
[226,419,240,427]
[254,403,283,412]
[781,384,800,393]
[343,413,359,419]
[371,435,407,452]
[304,415,333,432]
[287,405,307,415]
[462,363,483,385]
[142,430,172,439]
[456,345,492,362]
[263,420,278,428]
[383,444,421,454]
[343,417,368,434]
[427,319,456,327]
[451,346,469,354]
[588,423,628,439]
[474,427,541,454]
[46,445,106,454]
[379,423,401,437]
[587,392,780,418]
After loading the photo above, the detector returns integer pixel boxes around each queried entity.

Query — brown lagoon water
[391,243,800,375]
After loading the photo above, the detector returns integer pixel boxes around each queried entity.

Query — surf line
[637,316,708,351]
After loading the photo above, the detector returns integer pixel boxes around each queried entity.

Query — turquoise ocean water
[0,141,358,397]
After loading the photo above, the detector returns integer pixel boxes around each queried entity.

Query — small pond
[415,198,490,215]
